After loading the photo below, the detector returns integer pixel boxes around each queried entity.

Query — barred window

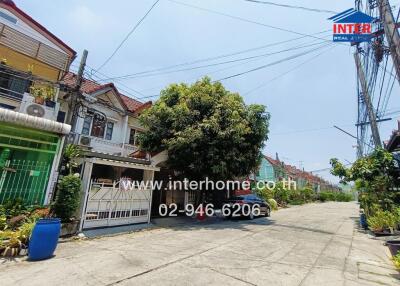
[105,122,114,140]
[82,115,92,135]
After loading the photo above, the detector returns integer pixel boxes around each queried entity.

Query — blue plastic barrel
[28,218,61,261]
[360,213,368,229]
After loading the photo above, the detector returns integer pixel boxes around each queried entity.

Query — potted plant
[367,210,397,236]
[0,200,51,257]
[44,86,56,108]
[386,240,400,257]
[30,84,55,107]
[0,230,22,257]
[30,85,45,105]
[393,251,400,270]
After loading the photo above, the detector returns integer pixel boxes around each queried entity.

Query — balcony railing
[68,133,139,157]
[0,67,31,101]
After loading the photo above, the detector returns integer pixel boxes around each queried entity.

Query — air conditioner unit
[80,136,91,146]
[19,93,60,121]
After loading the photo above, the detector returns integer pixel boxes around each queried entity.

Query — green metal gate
[0,123,60,205]
[0,159,51,205]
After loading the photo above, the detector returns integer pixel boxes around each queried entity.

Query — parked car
[224,194,271,219]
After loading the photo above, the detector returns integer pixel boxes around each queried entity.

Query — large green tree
[138,77,270,182]
[330,148,400,213]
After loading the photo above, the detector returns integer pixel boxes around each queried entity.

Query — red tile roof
[263,154,330,185]
[0,0,76,57]
[120,94,145,113]
[62,72,151,113]
[264,156,281,166]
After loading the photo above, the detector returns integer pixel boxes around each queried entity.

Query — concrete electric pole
[66,49,88,132]
[378,0,400,84]
[354,52,382,148]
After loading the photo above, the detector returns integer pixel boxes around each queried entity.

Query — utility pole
[354,52,382,148]
[66,50,88,133]
[378,0,400,84]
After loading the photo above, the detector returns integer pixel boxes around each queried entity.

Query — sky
[14,0,400,183]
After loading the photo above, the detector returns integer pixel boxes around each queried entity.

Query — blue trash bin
[28,218,61,261]
[360,213,368,229]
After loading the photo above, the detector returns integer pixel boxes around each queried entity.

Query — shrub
[62,144,82,174]
[367,210,397,232]
[52,174,81,222]
[0,213,6,230]
[2,198,29,218]
[318,191,335,202]
[268,198,278,210]
[317,191,353,202]
[288,188,305,205]
[300,188,315,202]
[256,186,274,201]
[393,251,400,270]
[274,182,290,206]
[18,220,36,243]
[335,192,353,202]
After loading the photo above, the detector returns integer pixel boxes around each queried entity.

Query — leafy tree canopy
[330,148,397,187]
[330,148,400,211]
[138,77,270,181]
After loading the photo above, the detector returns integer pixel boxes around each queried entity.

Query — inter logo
[328,8,377,42]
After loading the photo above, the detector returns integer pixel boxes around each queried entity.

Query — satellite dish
[26,104,45,117]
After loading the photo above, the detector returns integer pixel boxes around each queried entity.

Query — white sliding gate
[83,181,151,229]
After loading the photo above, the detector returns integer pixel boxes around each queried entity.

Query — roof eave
[0,1,76,57]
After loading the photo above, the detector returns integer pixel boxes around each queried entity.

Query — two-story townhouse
[256,156,277,183]
[60,73,159,230]
[0,0,75,206]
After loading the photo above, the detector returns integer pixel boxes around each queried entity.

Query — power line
[96,30,331,82]
[94,0,160,73]
[215,43,332,82]
[167,0,344,44]
[134,48,294,98]
[85,65,145,98]
[134,42,328,99]
[240,0,337,14]
[99,40,330,81]
[270,123,355,136]
[310,163,352,174]
[243,45,336,96]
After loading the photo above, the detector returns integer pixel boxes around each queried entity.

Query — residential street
[1,202,398,286]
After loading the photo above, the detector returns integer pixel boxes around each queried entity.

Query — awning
[86,157,160,171]
[0,108,71,135]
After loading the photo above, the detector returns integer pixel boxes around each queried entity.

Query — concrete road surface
[1,202,399,285]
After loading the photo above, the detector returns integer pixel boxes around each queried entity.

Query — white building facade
[60,74,158,230]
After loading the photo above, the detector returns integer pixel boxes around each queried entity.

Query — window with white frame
[82,115,92,135]
[81,115,114,140]
[129,128,141,146]
[105,122,114,140]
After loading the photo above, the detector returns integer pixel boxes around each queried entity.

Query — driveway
[1,202,399,286]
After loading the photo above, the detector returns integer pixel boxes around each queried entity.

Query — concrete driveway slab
[1,202,399,286]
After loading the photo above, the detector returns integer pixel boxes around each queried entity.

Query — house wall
[71,100,145,157]
[256,157,276,182]
[0,16,71,206]
[0,45,61,81]
[56,89,150,163]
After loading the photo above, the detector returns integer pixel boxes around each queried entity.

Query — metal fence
[0,159,51,205]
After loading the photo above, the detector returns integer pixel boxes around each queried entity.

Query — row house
[256,155,286,182]
[59,73,162,230]
[0,1,163,231]
[256,154,335,192]
[0,0,75,206]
